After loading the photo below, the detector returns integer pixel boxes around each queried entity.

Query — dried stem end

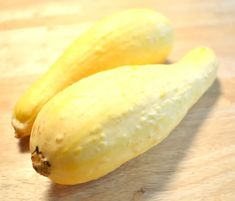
[31,146,51,177]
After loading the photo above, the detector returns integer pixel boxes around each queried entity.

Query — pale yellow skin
[30,47,218,185]
[12,9,173,137]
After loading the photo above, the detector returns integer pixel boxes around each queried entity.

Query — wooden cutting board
[0,0,234,200]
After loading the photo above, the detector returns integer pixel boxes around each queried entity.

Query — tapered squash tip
[31,146,51,177]
[11,117,29,138]
[179,47,217,65]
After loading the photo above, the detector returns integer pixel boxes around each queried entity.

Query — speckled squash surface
[30,47,217,185]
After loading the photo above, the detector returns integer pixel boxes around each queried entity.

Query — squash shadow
[46,80,221,201]
[18,136,30,153]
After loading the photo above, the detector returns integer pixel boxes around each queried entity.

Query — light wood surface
[0,0,235,200]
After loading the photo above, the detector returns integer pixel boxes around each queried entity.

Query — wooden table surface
[0,0,235,200]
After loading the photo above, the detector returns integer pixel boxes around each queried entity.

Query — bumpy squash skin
[30,47,218,185]
[12,9,173,138]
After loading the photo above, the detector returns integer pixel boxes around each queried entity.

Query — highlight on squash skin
[12,9,174,138]
[30,47,218,185]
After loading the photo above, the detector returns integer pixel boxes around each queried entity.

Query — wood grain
[0,0,235,200]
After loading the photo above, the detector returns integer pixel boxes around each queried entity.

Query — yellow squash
[12,9,173,138]
[30,47,218,185]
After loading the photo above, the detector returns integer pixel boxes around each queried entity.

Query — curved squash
[12,9,173,138]
[30,47,217,185]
